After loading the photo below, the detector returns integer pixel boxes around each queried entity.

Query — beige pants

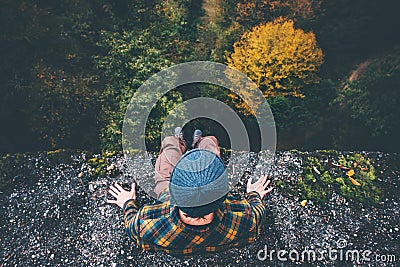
[154,135,220,199]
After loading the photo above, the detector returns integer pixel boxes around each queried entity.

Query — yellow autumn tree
[226,17,324,113]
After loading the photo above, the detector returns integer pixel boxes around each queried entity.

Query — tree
[95,0,197,151]
[333,46,400,150]
[234,0,323,29]
[209,0,324,63]
[0,0,102,151]
[226,17,324,113]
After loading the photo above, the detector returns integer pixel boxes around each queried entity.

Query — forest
[1,0,399,153]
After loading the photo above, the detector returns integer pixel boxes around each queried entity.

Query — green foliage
[1,0,400,153]
[211,22,245,63]
[0,0,103,151]
[95,0,197,152]
[334,47,400,138]
[297,151,383,206]
[228,0,323,29]
[267,79,336,148]
[31,61,100,149]
[314,0,400,79]
[268,94,322,131]
[95,30,171,151]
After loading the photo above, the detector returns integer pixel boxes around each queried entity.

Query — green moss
[316,149,339,157]
[87,158,98,164]
[103,151,116,158]
[46,149,64,155]
[86,151,120,178]
[275,180,285,190]
[296,152,382,206]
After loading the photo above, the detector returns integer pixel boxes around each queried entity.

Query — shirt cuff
[122,198,137,210]
[247,191,262,199]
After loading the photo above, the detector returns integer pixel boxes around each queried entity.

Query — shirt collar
[170,205,224,233]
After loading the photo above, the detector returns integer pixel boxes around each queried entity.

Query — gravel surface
[0,150,398,266]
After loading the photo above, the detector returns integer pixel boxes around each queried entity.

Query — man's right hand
[107,182,136,208]
[246,175,273,199]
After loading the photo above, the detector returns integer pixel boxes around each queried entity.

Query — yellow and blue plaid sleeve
[123,199,140,244]
[246,191,266,234]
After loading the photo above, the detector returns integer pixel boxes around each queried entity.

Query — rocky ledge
[0,150,398,266]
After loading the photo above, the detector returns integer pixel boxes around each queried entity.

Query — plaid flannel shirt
[123,191,266,256]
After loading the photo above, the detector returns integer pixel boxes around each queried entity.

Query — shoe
[174,127,184,140]
[191,129,202,148]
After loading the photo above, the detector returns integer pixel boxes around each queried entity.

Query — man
[107,129,273,256]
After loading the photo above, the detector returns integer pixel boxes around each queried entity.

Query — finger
[247,177,253,187]
[262,175,269,184]
[114,182,125,192]
[263,179,271,188]
[110,184,120,193]
[108,189,119,198]
[258,175,265,185]
[263,187,273,194]
[106,199,117,204]
[130,182,136,194]
[109,185,120,194]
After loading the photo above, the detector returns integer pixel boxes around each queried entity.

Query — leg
[197,136,221,158]
[154,135,186,200]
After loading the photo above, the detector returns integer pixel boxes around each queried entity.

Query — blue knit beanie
[169,149,228,217]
